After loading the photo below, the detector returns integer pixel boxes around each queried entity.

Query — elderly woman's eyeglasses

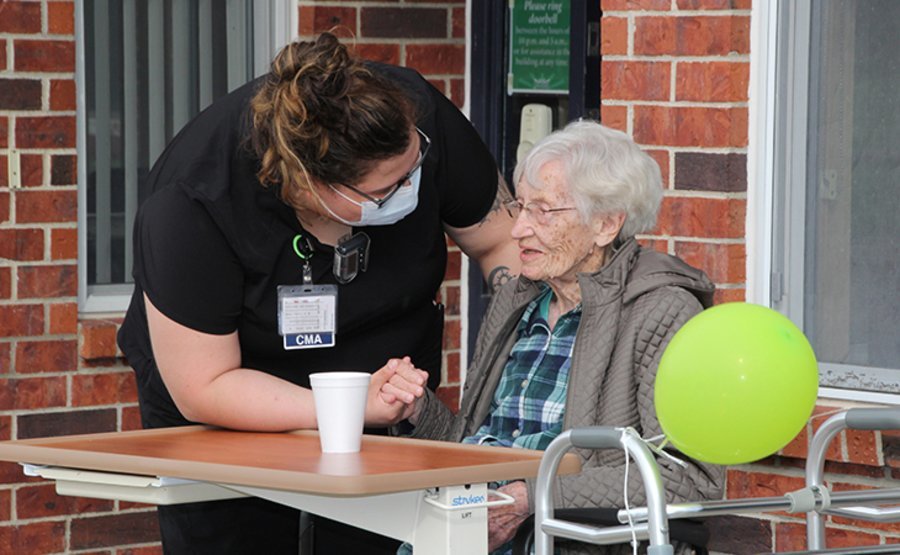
[504,199,577,225]
[339,127,431,209]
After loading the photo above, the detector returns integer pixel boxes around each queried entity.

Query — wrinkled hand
[488,481,530,551]
[365,357,428,426]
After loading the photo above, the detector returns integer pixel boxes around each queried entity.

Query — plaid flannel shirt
[463,286,580,451]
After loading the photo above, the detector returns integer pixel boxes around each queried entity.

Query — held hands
[487,480,531,551]
[365,357,428,427]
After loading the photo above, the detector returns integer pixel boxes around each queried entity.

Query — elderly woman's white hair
[512,120,663,239]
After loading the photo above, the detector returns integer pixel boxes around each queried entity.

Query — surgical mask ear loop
[292,234,314,285]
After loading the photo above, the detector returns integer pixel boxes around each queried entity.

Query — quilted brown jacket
[410,238,725,554]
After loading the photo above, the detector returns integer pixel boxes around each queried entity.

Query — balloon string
[808,408,846,421]
[641,432,689,468]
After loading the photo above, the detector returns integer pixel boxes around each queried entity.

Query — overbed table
[0,427,580,554]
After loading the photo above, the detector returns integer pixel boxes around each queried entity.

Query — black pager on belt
[333,232,370,284]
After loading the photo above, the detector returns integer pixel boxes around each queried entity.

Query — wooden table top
[0,426,581,496]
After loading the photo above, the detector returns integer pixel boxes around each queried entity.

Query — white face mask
[322,166,422,226]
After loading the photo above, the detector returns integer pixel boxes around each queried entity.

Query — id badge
[277,284,338,350]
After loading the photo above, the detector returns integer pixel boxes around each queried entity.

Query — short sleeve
[429,88,499,228]
[132,186,243,334]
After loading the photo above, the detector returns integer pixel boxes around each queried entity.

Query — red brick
[361,8,447,39]
[0,78,42,110]
[427,78,447,95]
[773,521,807,552]
[80,319,120,360]
[20,153,43,187]
[0,416,9,441]
[677,61,749,102]
[0,41,5,71]
[442,318,460,350]
[677,0,752,9]
[17,264,77,298]
[822,459,888,479]
[449,78,464,109]
[0,342,9,374]
[780,423,809,459]
[50,227,77,260]
[727,469,805,500]
[0,267,10,300]
[675,241,745,283]
[0,2,42,33]
[0,489,10,521]
[600,104,627,132]
[653,197,745,238]
[0,304,44,337]
[14,189,78,223]
[298,6,357,36]
[0,377,67,410]
[14,39,76,72]
[436,385,460,413]
[15,115,77,148]
[646,149,669,187]
[0,228,44,261]
[635,16,750,56]
[48,301,77,334]
[353,43,400,65]
[71,511,161,550]
[819,527,881,550]
[122,405,144,431]
[634,105,748,147]
[15,340,77,373]
[845,429,879,466]
[407,44,465,75]
[602,0,670,9]
[0,156,5,187]
[601,17,628,55]
[49,79,76,110]
[0,521,66,554]
[675,152,746,192]
[17,483,113,519]
[56,151,89,186]
[452,7,465,38]
[602,61,670,101]
[445,351,460,384]
[73,372,138,406]
[442,284,460,316]
[17,408,117,439]
[444,249,461,280]
[712,287,744,304]
[0,118,7,149]
[48,1,76,35]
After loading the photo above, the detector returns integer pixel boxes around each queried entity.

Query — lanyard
[292,234,314,285]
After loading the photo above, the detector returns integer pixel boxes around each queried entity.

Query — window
[77,0,294,312]
[767,0,900,401]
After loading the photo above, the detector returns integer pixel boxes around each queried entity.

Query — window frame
[748,0,900,405]
[75,1,296,314]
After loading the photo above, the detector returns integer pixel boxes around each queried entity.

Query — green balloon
[654,303,818,465]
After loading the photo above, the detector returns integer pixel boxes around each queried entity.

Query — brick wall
[0,0,468,552]
[600,1,900,553]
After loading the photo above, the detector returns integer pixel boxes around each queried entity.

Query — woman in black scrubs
[117,33,519,554]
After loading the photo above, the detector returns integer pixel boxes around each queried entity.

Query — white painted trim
[819,388,900,407]
[745,0,778,306]
[459,0,474,389]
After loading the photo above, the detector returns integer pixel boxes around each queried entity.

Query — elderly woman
[392,120,724,554]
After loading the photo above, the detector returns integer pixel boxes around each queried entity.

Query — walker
[531,408,900,555]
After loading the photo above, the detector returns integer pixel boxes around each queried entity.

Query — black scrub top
[117,63,499,428]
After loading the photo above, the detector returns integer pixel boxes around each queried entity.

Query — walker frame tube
[534,427,673,555]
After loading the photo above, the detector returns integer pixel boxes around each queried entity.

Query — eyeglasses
[338,127,431,209]
[504,199,577,225]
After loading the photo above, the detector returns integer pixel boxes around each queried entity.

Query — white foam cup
[309,372,371,453]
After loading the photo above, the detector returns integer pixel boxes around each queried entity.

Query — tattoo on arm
[478,173,515,228]
[487,266,513,292]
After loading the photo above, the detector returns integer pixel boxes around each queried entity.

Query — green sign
[509,0,570,94]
